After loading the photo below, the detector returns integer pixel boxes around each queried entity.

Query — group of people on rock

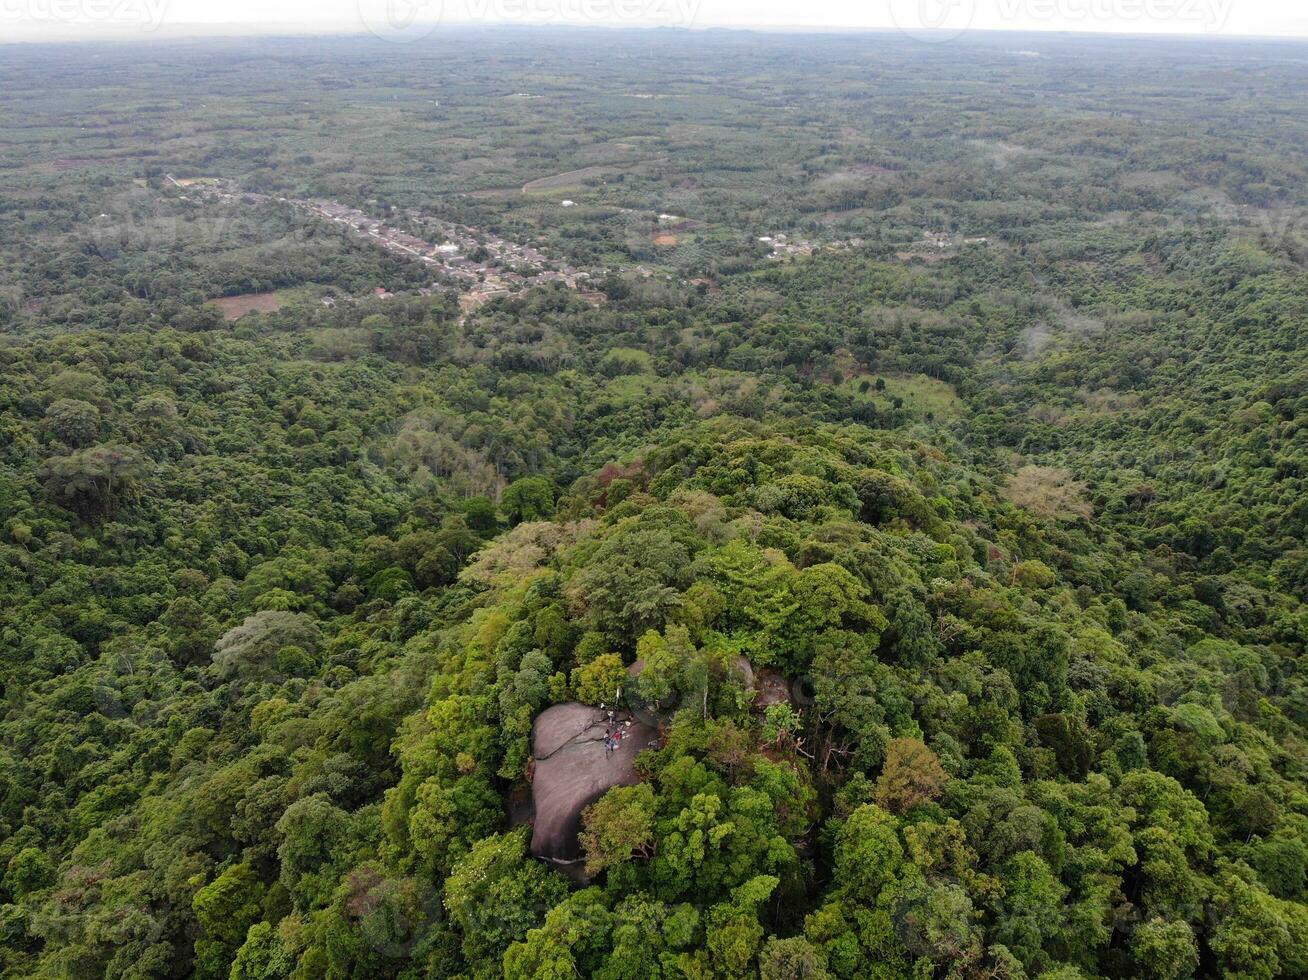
[599,703,632,757]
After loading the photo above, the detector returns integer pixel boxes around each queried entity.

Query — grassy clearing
[521,165,620,194]
[841,372,965,418]
[206,285,322,320]
[208,291,283,319]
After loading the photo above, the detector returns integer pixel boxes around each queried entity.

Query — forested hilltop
[1,28,1307,980]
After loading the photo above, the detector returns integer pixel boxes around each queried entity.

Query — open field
[841,372,966,419]
[522,165,623,194]
[207,291,285,319]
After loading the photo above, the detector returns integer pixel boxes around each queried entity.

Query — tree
[689,875,778,978]
[4,847,55,899]
[1210,871,1308,980]
[159,596,218,666]
[992,851,1067,973]
[308,864,443,975]
[461,495,500,534]
[409,774,504,875]
[1131,918,1198,980]
[503,888,614,980]
[833,804,905,904]
[760,937,830,980]
[632,628,688,709]
[570,653,627,707]
[192,863,265,979]
[39,444,145,519]
[230,923,296,980]
[444,830,568,964]
[762,703,801,747]
[580,784,656,876]
[43,398,100,447]
[884,588,942,669]
[1033,713,1094,779]
[567,521,698,643]
[501,476,556,525]
[276,794,352,910]
[874,738,949,814]
[212,611,321,680]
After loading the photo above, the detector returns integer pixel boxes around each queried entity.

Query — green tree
[580,783,656,877]
[992,851,1068,973]
[39,444,145,519]
[444,830,568,965]
[760,936,830,980]
[192,863,266,979]
[212,611,321,680]
[502,477,556,525]
[4,847,55,899]
[570,653,627,707]
[833,804,905,904]
[43,398,101,447]
[1131,918,1198,980]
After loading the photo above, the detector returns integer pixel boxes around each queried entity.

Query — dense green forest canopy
[1,26,1306,980]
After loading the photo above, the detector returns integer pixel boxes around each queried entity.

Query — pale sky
[2,0,1306,42]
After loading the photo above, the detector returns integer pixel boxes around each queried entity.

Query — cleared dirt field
[521,165,616,194]
[208,291,284,319]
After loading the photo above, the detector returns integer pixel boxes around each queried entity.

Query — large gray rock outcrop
[528,703,656,870]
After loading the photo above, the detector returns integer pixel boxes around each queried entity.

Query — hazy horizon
[2,0,1306,44]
